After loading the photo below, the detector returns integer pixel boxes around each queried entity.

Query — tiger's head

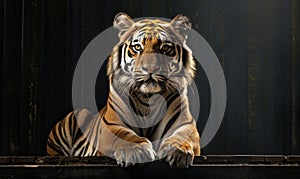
[107,13,195,95]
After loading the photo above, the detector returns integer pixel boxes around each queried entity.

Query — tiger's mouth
[130,73,173,94]
[139,77,162,94]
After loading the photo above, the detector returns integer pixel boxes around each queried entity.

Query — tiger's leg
[157,123,200,168]
[99,119,156,167]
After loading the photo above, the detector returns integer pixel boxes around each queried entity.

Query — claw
[113,141,155,167]
[158,142,194,168]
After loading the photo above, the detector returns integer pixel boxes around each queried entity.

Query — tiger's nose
[141,64,161,74]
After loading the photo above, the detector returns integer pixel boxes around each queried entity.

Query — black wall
[1,0,300,156]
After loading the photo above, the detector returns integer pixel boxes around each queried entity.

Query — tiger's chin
[139,83,162,94]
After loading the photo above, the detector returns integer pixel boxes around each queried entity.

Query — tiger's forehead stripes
[129,20,174,40]
[132,27,175,44]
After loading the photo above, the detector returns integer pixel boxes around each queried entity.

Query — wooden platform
[0,155,300,178]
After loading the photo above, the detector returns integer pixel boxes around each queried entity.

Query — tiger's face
[108,13,195,95]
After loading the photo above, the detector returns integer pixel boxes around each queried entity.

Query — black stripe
[176,44,181,63]
[71,112,79,137]
[108,96,126,114]
[122,44,127,65]
[109,102,134,127]
[142,38,146,45]
[118,45,123,67]
[166,93,179,107]
[102,116,119,126]
[74,138,87,155]
[102,109,133,131]
[161,111,181,138]
[74,126,84,143]
[81,140,90,156]
[132,92,149,106]
[93,118,101,148]
[107,101,126,120]
[138,128,144,137]
[181,47,188,67]
[127,50,133,58]
[146,125,159,140]
[72,111,81,142]
[123,122,134,131]
[56,123,69,148]
[51,131,69,155]
[69,112,80,144]
[61,119,69,147]
[69,112,75,136]
[114,128,128,139]
[129,96,147,116]
[47,139,64,155]
[47,138,61,151]
[102,114,122,127]
[174,118,195,130]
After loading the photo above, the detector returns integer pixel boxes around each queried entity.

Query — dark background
[1,0,299,156]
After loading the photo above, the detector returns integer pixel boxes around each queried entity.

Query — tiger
[46,12,200,168]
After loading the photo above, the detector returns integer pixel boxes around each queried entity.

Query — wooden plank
[0,166,299,179]
[0,156,299,165]
[0,156,299,179]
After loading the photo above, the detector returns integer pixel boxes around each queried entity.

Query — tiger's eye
[134,44,142,51]
[161,44,171,51]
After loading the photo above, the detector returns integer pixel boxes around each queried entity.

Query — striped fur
[47,13,200,168]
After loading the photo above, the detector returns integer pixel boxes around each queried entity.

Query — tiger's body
[47,13,200,168]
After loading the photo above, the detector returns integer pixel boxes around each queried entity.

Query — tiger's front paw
[114,139,156,167]
[157,141,194,168]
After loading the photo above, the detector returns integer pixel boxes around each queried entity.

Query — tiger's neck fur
[105,82,191,143]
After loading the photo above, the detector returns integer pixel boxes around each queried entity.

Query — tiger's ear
[113,12,134,38]
[170,14,192,40]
